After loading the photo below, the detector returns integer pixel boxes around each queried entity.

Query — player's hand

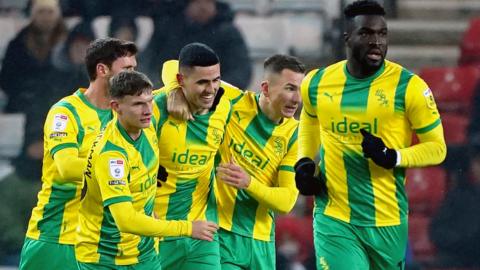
[294,157,327,196]
[191,220,219,242]
[157,165,168,187]
[360,129,397,169]
[167,88,194,121]
[216,156,251,189]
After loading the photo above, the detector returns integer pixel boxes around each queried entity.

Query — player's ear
[260,80,269,98]
[97,63,108,78]
[176,73,184,87]
[110,99,120,114]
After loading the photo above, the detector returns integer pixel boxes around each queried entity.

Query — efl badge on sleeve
[52,114,68,132]
[109,159,125,179]
[423,88,437,110]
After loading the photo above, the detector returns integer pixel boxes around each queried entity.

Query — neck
[84,79,111,110]
[259,94,281,124]
[192,107,208,115]
[346,58,381,79]
[119,118,142,141]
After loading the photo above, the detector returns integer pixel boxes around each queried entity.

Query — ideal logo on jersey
[330,117,378,134]
[228,138,270,169]
[109,159,125,179]
[140,173,157,192]
[52,114,68,132]
[171,149,213,165]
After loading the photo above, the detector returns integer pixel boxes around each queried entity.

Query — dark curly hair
[344,0,386,19]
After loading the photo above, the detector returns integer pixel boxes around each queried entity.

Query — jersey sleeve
[405,75,442,133]
[221,81,244,102]
[44,105,80,157]
[95,151,132,207]
[299,69,322,159]
[398,75,447,167]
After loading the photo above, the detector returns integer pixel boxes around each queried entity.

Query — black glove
[360,129,397,169]
[294,157,327,196]
[157,165,168,187]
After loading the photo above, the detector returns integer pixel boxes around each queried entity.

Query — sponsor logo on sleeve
[52,114,68,132]
[109,159,125,179]
[108,180,126,186]
[49,132,68,139]
[423,88,437,109]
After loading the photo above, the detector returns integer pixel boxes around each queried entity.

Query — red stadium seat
[406,167,447,216]
[441,113,469,146]
[408,214,436,263]
[275,215,313,263]
[419,66,480,115]
[459,17,480,66]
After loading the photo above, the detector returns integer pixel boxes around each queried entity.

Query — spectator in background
[0,0,67,264]
[109,16,138,42]
[140,0,252,88]
[429,147,480,268]
[52,21,95,91]
[0,0,68,181]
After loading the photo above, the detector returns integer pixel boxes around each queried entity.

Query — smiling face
[178,64,221,115]
[345,15,388,76]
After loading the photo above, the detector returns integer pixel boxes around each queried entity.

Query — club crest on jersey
[109,159,125,179]
[273,136,285,156]
[52,114,68,132]
[375,89,388,107]
[211,128,222,145]
[423,88,436,109]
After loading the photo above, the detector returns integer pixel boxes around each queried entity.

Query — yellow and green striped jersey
[76,119,159,266]
[153,91,232,237]
[217,89,299,241]
[301,60,442,226]
[26,88,112,245]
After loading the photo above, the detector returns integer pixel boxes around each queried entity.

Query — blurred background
[1,0,480,269]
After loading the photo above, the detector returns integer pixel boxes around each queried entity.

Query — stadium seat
[275,215,313,263]
[441,113,469,146]
[419,66,480,115]
[459,17,480,66]
[0,113,25,159]
[408,214,436,263]
[406,166,447,216]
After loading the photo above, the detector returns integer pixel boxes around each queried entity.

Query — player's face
[179,64,221,115]
[107,54,137,78]
[266,69,304,119]
[346,15,388,73]
[114,90,153,132]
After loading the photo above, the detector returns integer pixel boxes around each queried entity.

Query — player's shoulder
[281,117,299,134]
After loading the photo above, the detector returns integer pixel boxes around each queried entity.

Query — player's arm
[298,69,322,159]
[360,76,447,168]
[399,76,446,167]
[217,154,298,214]
[96,151,218,240]
[45,106,87,184]
[108,202,218,241]
[161,59,244,121]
